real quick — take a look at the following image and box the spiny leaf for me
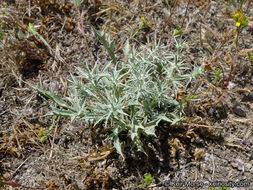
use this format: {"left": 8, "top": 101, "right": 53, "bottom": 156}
{"left": 143, "top": 118, "right": 160, "bottom": 136}
{"left": 30, "top": 85, "right": 76, "bottom": 112}
{"left": 114, "top": 136, "right": 123, "bottom": 158}
{"left": 93, "top": 27, "right": 116, "bottom": 65}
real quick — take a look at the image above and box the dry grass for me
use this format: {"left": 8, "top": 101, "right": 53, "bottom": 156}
{"left": 0, "top": 0, "right": 253, "bottom": 189}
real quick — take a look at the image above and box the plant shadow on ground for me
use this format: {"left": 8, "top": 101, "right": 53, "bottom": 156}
{"left": 1, "top": 0, "right": 253, "bottom": 189}
{"left": 88, "top": 117, "right": 225, "bottom": 188}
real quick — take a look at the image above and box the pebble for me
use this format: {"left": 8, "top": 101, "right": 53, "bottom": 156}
{"left": 242, "top": 93, "right": 253, "bottom": 103}
{"left": 231, "top": 158, "right": 244, "bottom": 172}
{"left": 220, "top": 167, "right": 227, "bottom": 176}
{"left": 3, "top": 172, "right": 11, "bottom": 179}
{"left": 233, "top": 103, "right": 246, "bottom": 117}
{"left": 244, "top": 163, "right": 252, "bottom": 171}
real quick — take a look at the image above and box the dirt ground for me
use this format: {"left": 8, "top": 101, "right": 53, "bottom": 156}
{"left": 0, "top": 0, "right": 253, "bottom": 189}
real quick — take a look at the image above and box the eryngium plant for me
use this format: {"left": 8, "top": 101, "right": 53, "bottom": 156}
{"left": 31, "top": 30, "right": 204, "bottom": 157}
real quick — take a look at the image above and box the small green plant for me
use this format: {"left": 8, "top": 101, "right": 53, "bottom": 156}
{"left": 248, "top": 53, "right": 253, "bottom": 63}
{"left": 28, "top": 23, "right": 49, "bottom": 47}
{"left": 38, "top": 116, "right": 57, "bottom": 143}
{"left": 249, "top": 53, "right": 253, "bottom": 71}
{"left": 180, "top": 94, "right": 197, "bottom": 104}
{"left": 232, "top": 1, "right": 248, "bottom": 46}
{"left": 31, "top": 31, "right": 203, "bottom": 157}
{"left": 233, "top": 10, "right": 248, "bottom": 30}
{"left": 74, "top": 0, "right": 81, "bottom": 7}
{"left": 209, "top": 187, "right": 231, "bottom": 190}
{"left": 173, "top": 28, "right": 182, "bottom": 36}
{"left": 0, "top": 178, "right": 3, "bottom": 188}
{"left": 138, "top": 173, "right": 154, "bottom": 188}
{"left": 212, "top": 69, "right": 222, "bottom": 84}
{"left": 131, "top": 16, "right": 152, "bottom": 39}
{"left": 165, "top": 0, "right": 169, "bottom": 6}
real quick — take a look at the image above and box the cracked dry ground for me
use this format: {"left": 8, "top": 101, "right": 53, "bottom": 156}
{"left": 0, "top": 0, "right": 253, "bottom": 189}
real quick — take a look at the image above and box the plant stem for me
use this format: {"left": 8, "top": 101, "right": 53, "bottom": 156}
{"left": 224, "top": 54, "right": 238, "bottom": 88}
{"left": 240, "top": 0, "right": 246, "bottom": 10}
{"left": 180, "top": 0, "right": 191, "bottom": 29}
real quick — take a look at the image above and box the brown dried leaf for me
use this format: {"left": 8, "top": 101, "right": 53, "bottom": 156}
{"left": 204, "top": 61, "right": 214, "bottom": 72}
{"left": 170, "top": 138, "right": 184, "bottom": 163}
{"left": 9, "top": 147, "right": 21, "bottom": 158}
{"left": 4, "top": 181, "right": 21, "bottom": 188}
{"left": 238, "top": 48, "right": 253, "bottom": 57}
{"left": 193, "top": 148, "right": 204, "bottom": 161}
{"left": 88, "top": 147, "right": 115, "bottom": 162}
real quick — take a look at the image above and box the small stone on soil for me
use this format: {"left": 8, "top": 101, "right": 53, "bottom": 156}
{"left": 233, "top": 103, "right": 246, "bottom": 117}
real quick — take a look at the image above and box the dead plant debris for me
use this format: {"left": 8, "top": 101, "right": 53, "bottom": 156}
{"left": 0, "top": 0, "right": 252, "bottom": 189}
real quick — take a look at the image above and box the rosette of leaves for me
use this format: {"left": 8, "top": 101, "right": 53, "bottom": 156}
{"left": 31, "top": 29, "right": 203, "bottom": 157}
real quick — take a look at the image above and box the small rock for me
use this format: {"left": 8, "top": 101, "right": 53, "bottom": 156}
{"left": 245, "top": 163, "right": 252, "bottom": 171}
{"left": 3, "top": 172, "right": 11, "bottom": 180}
{"left": 227, "top": 82, "right": 236, "bottom": 89}
{"left": 231, "top": 158, "right": 244, "bottom": 172}
{"left": 222, "top": 159, "right": 228, "bottom": 165}
{"left": 242, "top": 93, "right": 253, "bottom": 103}
{"left": 220, "top": 168, "right": 228, "bottom": 176}
{"left": 233, "top": 103, "right": 246, "bottom": 117}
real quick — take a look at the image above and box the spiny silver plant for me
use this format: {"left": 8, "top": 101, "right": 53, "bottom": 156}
{"left": 31, "top": 29, "right": 204, "bottom": 157}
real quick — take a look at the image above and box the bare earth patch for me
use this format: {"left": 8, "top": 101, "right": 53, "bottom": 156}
{"left": 0, "top": 0, "right": 253, "bottom": 189}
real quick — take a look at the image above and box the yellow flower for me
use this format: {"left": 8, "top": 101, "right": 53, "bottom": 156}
{"left": 146, "top": 21, "right": 151, "bottom": 28}
{"left": 236, "top": 22, "right": 241, "bottom": 27}
{"left": 38, "top": 127, "right": 44, "bottom": 137}
{"left": 233, "top": 12, "right": 240, "bottom": 19}
{"left": 140, "top": 16, "right": 151, "bottom": 28}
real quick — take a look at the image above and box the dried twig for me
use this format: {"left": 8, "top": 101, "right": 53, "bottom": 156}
{"left": 180, "top": 0, "right": 191, "bottom": 29}
{"left": 160, "top": 0, "right": 179, "bottom": 37}
{"left": 74, "top": 2, "right": 95, "bottom": 66}
{"left": 11, "top": 155, "right": 31, "bottom": 178}
{"left": 224, "top": 54, "right": 238, "bottom": 88}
